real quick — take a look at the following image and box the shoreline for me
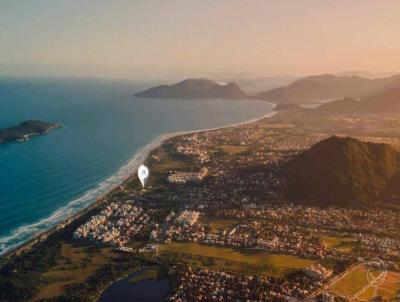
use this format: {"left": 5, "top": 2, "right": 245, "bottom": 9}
{"left": 0, "top": 108, "right": 277, "bottom": 259}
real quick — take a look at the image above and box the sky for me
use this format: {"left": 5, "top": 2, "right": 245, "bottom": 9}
{"left": 1, "top": 0, "right": 400, "bottom": 80}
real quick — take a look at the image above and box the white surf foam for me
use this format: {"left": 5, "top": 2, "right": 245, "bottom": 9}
{"left": 0, "top": 134, "right": 170, "bottom": 255}
{"left": 0, "top": 109, "right": 276, "bottom": 255}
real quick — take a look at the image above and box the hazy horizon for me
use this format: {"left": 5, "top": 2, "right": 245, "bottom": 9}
{"left": 1, "top": 0, "right": 400, "bottom": 80}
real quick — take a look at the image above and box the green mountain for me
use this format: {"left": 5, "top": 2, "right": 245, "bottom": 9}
{"left": 285, "top": 136, "right": 400, "bottom": 205}
{"left": 135, "top": 78, "right": 248, "bottom": 99}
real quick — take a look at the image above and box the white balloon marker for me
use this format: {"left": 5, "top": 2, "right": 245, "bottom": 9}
{"left": 138, "top": 164, "right": 150, "bottom": 188}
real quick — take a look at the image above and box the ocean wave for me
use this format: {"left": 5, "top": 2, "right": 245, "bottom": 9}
{"left": 0, "top": 110, "right": 277, "bottom": 256}
{"left": 0, "top": 134, "right": 167, "bottom": 255}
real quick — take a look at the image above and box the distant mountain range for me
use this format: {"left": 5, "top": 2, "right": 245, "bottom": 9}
{"left": 135, "top": 75, "right": 400, "bottom": 114}
{"left": 285, "top": 136, "right": 400, "bottom": 206}
{"left": 319, "top": 85, "right": 400, "bottom": 114}
{"left": 256, "top": 74, "right": 400, "bottom": 104}
{"left": 230, "top": 76, "right": 297, "bottom": 94}
{"left": 135, "top": 79, "right": 248, "bottom": 99}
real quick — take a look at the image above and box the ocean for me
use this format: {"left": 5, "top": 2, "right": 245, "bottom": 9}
{"left": 0, "top": 77, "right": 275, "bottom": 255}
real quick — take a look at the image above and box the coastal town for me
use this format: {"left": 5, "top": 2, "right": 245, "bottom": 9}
{"left": 3, "top": 109, "right": 400, "bottom": 302}
{"left": 5, "top": 2, "right": 400, "bottom": 302}
{"left": 69, "top": 110, "right": 400, "bottom": 301}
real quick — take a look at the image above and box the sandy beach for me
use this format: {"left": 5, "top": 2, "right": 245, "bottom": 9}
{"left": 0, "top": 108, "right": 277, "bottom": 259}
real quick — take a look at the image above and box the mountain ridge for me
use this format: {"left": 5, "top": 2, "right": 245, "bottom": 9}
{"left": 135, "top": 78, "right": 248, "bottom": 99}
{"left": 257, "top": 74, "right": 400, "bottom": 104}
{"left": 319, "top": 84, "right": 400, "bottom": 114}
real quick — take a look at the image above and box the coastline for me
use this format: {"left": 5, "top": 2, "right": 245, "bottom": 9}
{"left": 0, "top": 108, "right": 277, "bottom": 259}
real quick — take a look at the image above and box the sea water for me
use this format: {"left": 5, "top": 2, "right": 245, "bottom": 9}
{"left": 0, "top": 77, "right": 275, "bottom": 255}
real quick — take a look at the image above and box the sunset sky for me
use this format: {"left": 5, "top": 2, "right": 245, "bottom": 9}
{"left": 1, "top": 0, "right": 400, "bottom": 79}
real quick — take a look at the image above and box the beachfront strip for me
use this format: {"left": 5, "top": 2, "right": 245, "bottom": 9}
{"left": 73, "top": 201, "right": 150, "bottom": 247}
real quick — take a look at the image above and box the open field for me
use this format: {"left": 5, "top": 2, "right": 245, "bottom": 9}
{"left": 159, "top": 242, "right": 316, "bottom": 276}
{"left": 141, "top": 144, "right": 198, "bottom": 190}
{"left": 318, "top": 234, "right": 357, "bottom": 253}
{"left": 200, "top": 217, "right": 240, "bottom": 232}
{"left": 151, "top": 156, "right": 190, "bottom": 172}
{"left": 326, "top": 263, "right": 400, "bottom": 301}
{"left": 31, "top": 243, "right": 114, "bottom": 301}
{"left": 354, "top": 271, "right": 400, "bottom": 302}
{"left": 329, "top": 264, "right": 369, "bottom": 297}
{"left": 149, "top": 142, "right": 194, "bottom": 172}
{"left": 129, "top": 266, "right": 162, "bottom": 284}
{"left": 215, "top": 144, "right": 251, "bottom": 155}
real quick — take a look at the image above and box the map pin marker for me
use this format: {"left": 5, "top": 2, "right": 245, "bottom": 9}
{"left": 138, "top": 164, "right": 150, "bottom": 188}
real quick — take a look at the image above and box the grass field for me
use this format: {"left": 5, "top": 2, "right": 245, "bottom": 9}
{"left": 144, "top": 145, "right": 196, "bottom": 189}
{"left": 150, "top": 143, "right": 194, "bottom": 173}
{"left": 328, "top": 264, "right": 400, "bottom": 301}
{"left": 200, "top": 217, "right": 239, "bottom": 232}
{"left": 159, "top": 242, "right": 316, "bottom": 276}
{"left": 329, "top": 264, "right": 369, "bottom": 297}
{"left": 129, "top": 266, "right": 160, "bottom": 284}
{"left": 215, "top": 145, "right": 251, "bottom": 155}
{"left": 355, "top": 271, "right": 400, "bottom": 302}
{"left": 32, "top": 243, "right": 114, "bottom": 301}
{"left": 318, "top": 234, "right": 357, "bottom": 253}
{"left": 151, "top": 157, "right": 190, "bottom": 172}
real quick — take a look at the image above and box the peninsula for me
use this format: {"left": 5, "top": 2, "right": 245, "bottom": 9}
{"left": 0, "top": 120, "right": 61, "bottom": 144}
{"left": 135, "top": 78, "right": 248, "bottom": 99}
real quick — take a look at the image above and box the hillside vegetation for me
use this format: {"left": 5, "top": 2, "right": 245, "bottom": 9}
{"left": 286, "top": 136, "right": 400, "bottom": 205}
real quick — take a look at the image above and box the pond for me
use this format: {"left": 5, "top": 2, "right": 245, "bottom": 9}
{"left": 98, "top": 271, "right": 170, "bottom": 302}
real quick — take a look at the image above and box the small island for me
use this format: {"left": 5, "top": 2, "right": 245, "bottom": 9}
{"left": 135, "top": 78, "right": 248, "bottom": 99}
{"left": 0, "top": 120, "right": 62, "bottom": 144}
